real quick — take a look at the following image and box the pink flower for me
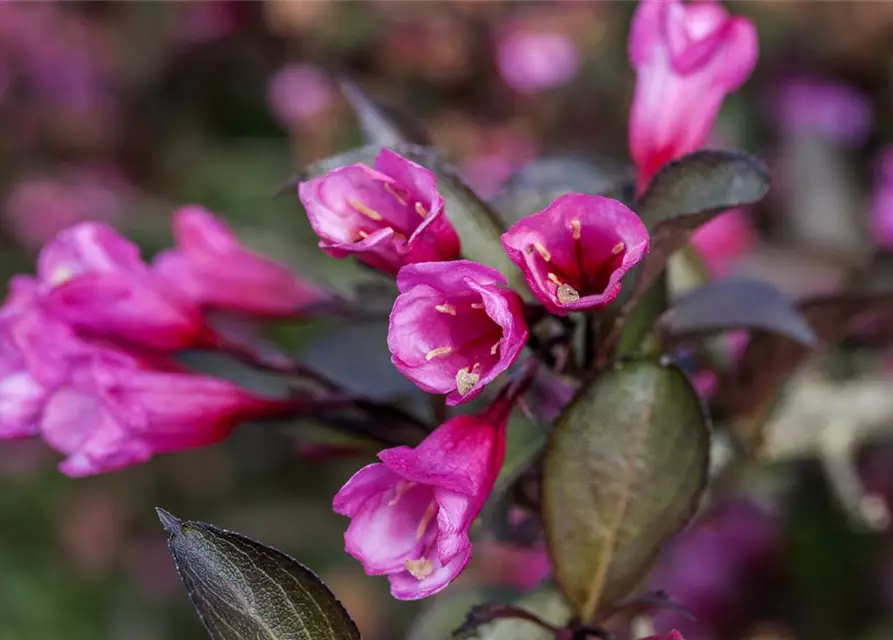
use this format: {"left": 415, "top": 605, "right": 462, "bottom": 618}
{"left": 267, "top": 63, "right": 334, "bottom": 126}
{"left": 41, "top": 360, "right": 293, "bottom": 478}
{"left": 299, "top": 149, "right": 460, "bottom": 275}
{"left": 332, "top": 389, "right": 515, "bottom": 600}
{"left": 690, "top": 208, "right": 756, "bottom": 277}
{"left": 501, "top": 194, "right": 649, "bottom": 315}
{"left": 629, "top": 0, "right": 758, "bottom": 191}
{"left": 644, "top": 633, "right": 686, "bottom": 640}
{"left": 37, "top": 222, "right": 209, "bottom": 350}
{"left": 496, "top": 27, "right": 579, "bottom": 94}
{"left": 387, "top": 260, "right": 527, "bottom": 405}
{"left": 0, "top": 342, "right": 46, "bottom": 438}
{"left": 870, "top": 148, "right": 893, "bottom": 250}
{"left": 773, "top": 77, "right": 872, "bottom": 147}
{"left": 153, "top": 206, "right": 324, "bottom": 316}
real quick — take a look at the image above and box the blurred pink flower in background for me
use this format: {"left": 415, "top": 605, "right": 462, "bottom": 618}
{"left": 470, "top": 540, "right": 551, "bottom": 590}
{"left": 495, "top": 22, "right": 579, "bottom": 94}
{"left": 268, "top": 63, "right": 334, "bottom": 127}
{"left": 172, "top": 0, "right": 244, "bottom": 44}
{"left": 869, "top": 148, "right": 893, "bottom": 250}
{"left": 459, "top": 127, "right": 538, "bottom": 199}
{"left": 629, "top": 0, "right": 758, "bottom": 191}
{"left": 690, "top": 208, "right": 757, "bottom": 278}
{"left": 4, "top": 166, "right": 133, "bottom": 249}
{"left": 154, "top": 206, "right": 325, "bottom": 316}
{"left": 773, "top": 76, "right": 872, "bottom": 147}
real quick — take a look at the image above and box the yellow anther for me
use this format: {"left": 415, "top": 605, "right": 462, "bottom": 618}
{"left": 388, "top": 481, "right": 415, "bottom": 506}
{"left": 547, "top": 272, "right": 562, "bottom": 285}
{"left": 384, "top": 182, "right": 407, "bottom": 205}
{"left": 490, "top": 341, "right": 500, "bottom": 356}
{"left": 49, "top": 266, "right": 75, "bottom": 286}
{"left": 533, "top": 242, "right": 552, "bottom": 262}
{"left": 414, "top": 202, "right": 427, "bottom": 218}
{"left": 404, "top": 558, "right": 434, "bottom": 580}
{"left": 357, "top": 230, "right": 369, "bottom": 239}
{"left": 416, "top": 501, "right": 438, "bottom": 540}
{"left": 425, "top": 346, "right": 453, "bottom": 360}
{"left": 435, "top": 304, "right": 456, "bottom": 316}
{"left": 456, "top": 367, "right": 480, "bottom": 395}
{"left": 612, "top": 241, "right": 625, "bottom": 255}
{"left": 569, "top": 219, "right": 582, "bottom": 240}
{"left": 349, "top": 198, "right": 383, "bottom": 221}
{"left": 470, "top": 302, "right": 485, "bottom": 310}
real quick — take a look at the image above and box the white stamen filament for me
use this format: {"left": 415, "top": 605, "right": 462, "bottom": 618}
{"left": 349, "top": 198, "right": 383, "bottom": 221}
{"left": 425, "top": 346, "right": 453, "bottom": 360}
{"left": 416, "top": 501, "right": 438, "bottom": 540}
{"left": 435, "top": 304, "right": 456, "bottom": 315}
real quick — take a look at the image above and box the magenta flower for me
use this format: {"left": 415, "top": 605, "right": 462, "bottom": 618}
{"left": 501, "top": 194, "right": 649, "bottom": 315}
{"left": 41, "top": 360, "right": 293, "bottom": 478}
{"left": 153, "top": 206, "right": 324, "bottom": 316}
{"left": 299, "top": 149, "right": 460, "bottom": 275}
{"left": 37, "top": 222, "right": 208, "bottom": 350}
{"left": 387, "top": 260, "right": 527, "bottom": 405}
{"left": 332, "top": 390, "right": 515, "bottom": 600}
{"left": 629, "top": 0, "right": 758, "bottom": 191}
{"left": 267, "top": 63, "right": 334, "bottom": 127}
{"left": 0, "top": 343, "right": 46, "bottom": 438}
{"left": 495, "top": 26, "right": 579, "bottom": 94}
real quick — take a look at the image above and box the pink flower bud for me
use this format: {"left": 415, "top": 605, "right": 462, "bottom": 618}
{"left": 37, "top": 222, "right": 208, "bottom": 350}
{"left": 332, "top": 390, "right": 515, "bottom": 600}
{"left": 153, "top": 206, "right": 324, "bottom": 316}
{"left": 387, "top": 260, "right": 527, "bottom": 405}
{"left": 299, "top": 149, "right": 460, "bottom": 275}
{"left": 501, "top": 194, "right": 648, "bottom": 315}
{"left": 629, "top": 0, "right": 758, "bottom": 191}
{"left": 41, "top": 361, "right": 292, "bottom": 477}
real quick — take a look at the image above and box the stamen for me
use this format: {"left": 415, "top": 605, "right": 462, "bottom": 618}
{"left": 404, "top": 557, "right": 434, "bottom": 580}
{"left": 425, "top": 346, "right": 453, "bottom": 360}
{"left": 384, "top": 182, "right": 407, "bottom": 205}
{"left": 612, "top": 241, "right": 625, "bottom": 255}
{"left": 470, "top": 302, "right": 485, "bottom": 310}
{"left": 547, "top": 272, "right": 562, "bottom": 285}
{"left": 490, "top": 341, "right": 500, "bottom": 356}
{"left": 357, "top": 230, "right": 369, "bottom": 239}
{"left": 569, "top": 219, "right": 582, "bottom": 240}
{"left": 533, "top": 242, "right": 552, "bottom": 262}
{"left": 388, "top": 481, "right": 415, "bottom": 506}
{"left": 414, "top": 202, "right": 427, "bottom": 218}
{"left": 349, "top": 198, "right": 383, "bottom": 221}
{"left": 557, "top": 283, "right": 581, "bottom": 304}
{"left": 456, "top": 366, "right": 480, "bottom": 395}
{"left": 416, "top": 501, "right": 438, "bottom": 540}
{"left": 435, "top": 304, "right": 457, "bottom": 316}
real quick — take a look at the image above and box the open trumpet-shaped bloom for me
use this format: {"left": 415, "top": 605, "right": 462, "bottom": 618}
{"left": 388, "top": 261, "right": 527, "bottom": 405}
{"left": 501, "top": 194, "right": 649, "bottom": 315}
{"left": 332, "top": 390, "right": 514, "bottom": 600}
{"left": 37, "top": 222, "right": 207, "bottom": 350}
{"left": 299, "top": 149, "right": 460, "bottom": 275}
{"left": 629, "top": 0, "right": 757, "bottom": 190}
{"left": 154, "top": 205, "right": 324, "bottom": 316}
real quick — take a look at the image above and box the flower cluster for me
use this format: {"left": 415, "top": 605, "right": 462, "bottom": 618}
{"left": 0, "top": 209, "right": 320, "bottom": 476}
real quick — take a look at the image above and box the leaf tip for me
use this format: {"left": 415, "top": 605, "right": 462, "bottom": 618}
{"left": 156, "top": 508, "right": 183, "bottom": 536}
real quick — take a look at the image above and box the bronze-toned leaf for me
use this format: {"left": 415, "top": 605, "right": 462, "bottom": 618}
{"left": 338, "top": 77, "right": 431, "bottom": 146}
{"left": 659, "top": 279, "right": 817, "bottom": 347}
{"left": 158, "top": 509, "right": 361, "bottom": 640}
{"left": 542, "top": 359, "right": 709, "bottom": 622}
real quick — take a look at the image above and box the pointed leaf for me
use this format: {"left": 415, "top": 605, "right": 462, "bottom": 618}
{"left": 637, "top": 149, "right": 770, "bottom": 228}
{"left": 491, "top": 156, "right": 634, "bottom": 225}
{"left": 660, "top": 280, "right": 817, "bottom": 346}
{"left": 300, "top": 144, "right": 524, "bottom": 292}
{"left": 338, "top": 78, "right": 431, "bottom": 146}
{"left": 157, "top": 509, "right": 361, "bottom": 640}
{"left": 542, "top": 360, "right": 709, "bottom": 622}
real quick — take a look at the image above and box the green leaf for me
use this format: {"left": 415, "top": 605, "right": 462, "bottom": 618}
{"left": 542, "top": 359, "right": 709, "bottom": 622}
{"left": 338, "top": 77, "right": 431, "bottom": 146}
{"left": 637, "top": 149, "right": 770, "bottom": 228}
{"left": 302, "top": 144, "right": 525, "bottom": 294}
{"left": 490, "top": 156, "right": 634, "bottom": 225}
{"left": 455, "top": 588, "right": 571, "bottom": 640}
{"left": 157, "top": 509, "right": 361, "bottom": 640}
{"left": 659, "top": 279, "right": 817, "bottom": 347}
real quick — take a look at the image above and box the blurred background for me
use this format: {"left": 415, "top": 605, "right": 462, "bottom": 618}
{"left": 3, "top": 1, "right": 893, "bottom": 639}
